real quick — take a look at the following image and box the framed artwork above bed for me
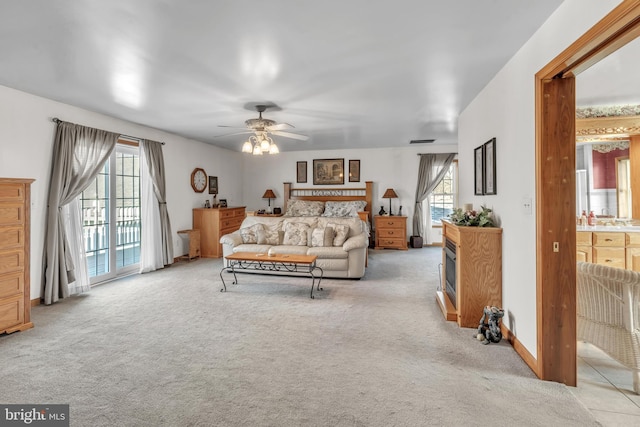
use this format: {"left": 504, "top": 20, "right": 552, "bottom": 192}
{"left": 313, "top": 158, "right": 344, "bottom": 185}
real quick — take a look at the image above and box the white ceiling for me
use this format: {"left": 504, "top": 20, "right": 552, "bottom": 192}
{"left": 0, "top": 0, "right": 568, "bottom": 152}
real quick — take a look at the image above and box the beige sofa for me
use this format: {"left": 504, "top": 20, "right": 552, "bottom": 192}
{"left": 220, "top": 215, "right": 368, "bottom": 279}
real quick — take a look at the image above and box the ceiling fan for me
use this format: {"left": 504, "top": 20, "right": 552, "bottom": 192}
{"left": 216, "top": 104, "right": 309, "bottom": 155}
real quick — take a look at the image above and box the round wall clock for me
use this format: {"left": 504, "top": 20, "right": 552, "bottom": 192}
{"left": 190, "top": 167, "right": 207, "bottom": 193}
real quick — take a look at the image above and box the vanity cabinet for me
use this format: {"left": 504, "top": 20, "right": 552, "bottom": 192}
{"left": 577, "top": 230, "right": 640, "bottom": 272}
{"left": 193, "top": 207, "right": 245, "bottom": 258}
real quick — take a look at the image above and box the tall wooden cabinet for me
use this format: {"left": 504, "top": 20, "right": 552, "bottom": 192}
{"left": 193, "top": 207, "right": 245, "bottom": 258}
{"left": 0, "top": 178, "right": 34, "bottom": 334}
{"left": 437, "top": 220, "right": 502, "bottom": 328}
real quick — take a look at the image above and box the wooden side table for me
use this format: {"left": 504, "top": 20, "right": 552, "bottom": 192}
{"left": 374, "top": 215, "right": 408, "bottom": 250}
{"left": 178, "top": 229, "right": 201, "bottom": 261}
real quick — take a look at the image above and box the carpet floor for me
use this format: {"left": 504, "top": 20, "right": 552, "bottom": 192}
{"left": 0, "top": 247, "right": 598, "bottom": 426}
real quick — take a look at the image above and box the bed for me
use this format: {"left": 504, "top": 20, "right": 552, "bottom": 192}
{"left": 283, "top": 181, "right": 373, "bottom": 225}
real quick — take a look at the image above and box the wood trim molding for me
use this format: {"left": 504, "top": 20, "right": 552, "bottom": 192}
{"left": 535, "top": 0, "right": 640, "bottom": 386}
{"left": 501, "top": 323, "right": 538, "bottom": 376}
{"left": 31, "top": 298, "right": 41, "bottom": 307}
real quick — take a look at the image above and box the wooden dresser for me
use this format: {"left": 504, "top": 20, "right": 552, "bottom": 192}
{"left": 374, "top": 215, "right": 407, "bottom": 250}
{"left": 193, "top": 207, "right": 245, "bottom": 258}
{"left": 0, "top": 178, "right": 34, "bottom": 335}
{"left": 437, "top": 220, "right": 502, "bottom": 328}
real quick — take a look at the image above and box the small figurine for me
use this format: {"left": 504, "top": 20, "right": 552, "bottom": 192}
{"left": 475, "top": 306, "right": 504, "bottom": 345}
{"left": 378, "top": 206, "right": 387, "bottom": 216}
{"left": 398, "top": 206, "right": 403, "bottom": 216}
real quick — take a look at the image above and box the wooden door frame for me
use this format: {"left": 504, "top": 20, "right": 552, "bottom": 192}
{"left": 535, "top": 1, "right": 640, "bottom": 385}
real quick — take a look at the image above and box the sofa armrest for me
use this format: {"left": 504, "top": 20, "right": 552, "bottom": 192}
{"left": 220, "top": 231, "right": 242, "bottom": 247}
{"left": 342, "top": 233, "right": 368, "bottom": 252}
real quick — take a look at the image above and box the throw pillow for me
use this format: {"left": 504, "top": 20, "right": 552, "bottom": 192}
{"left": 322, "top": 201, "right": 367, "bottom": 217}
{"left": 311, "top": 227, "right": 335, "bottom": 247}
{"left": 328, "top": 223, "right": 349, "bottom": 246}
{"left": 284, "top": 200, "right": 325, "bottom": 217}
{"left": 282, "top": 222, "right": 310, "bottom": 246}
{"left": 257, "top": 224, "right": 280, "bottom": 245}
{"left": 239, "top": 223, "right": 263, "bottom": 244}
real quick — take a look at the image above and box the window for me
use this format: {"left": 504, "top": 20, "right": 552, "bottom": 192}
{"left": 430, "top": 160, "right": 458, "bottom": 223}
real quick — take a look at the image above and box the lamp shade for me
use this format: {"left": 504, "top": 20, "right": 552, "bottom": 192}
{"left": 382, "top": 188, "right": 398, "bottom": 199}
{"left": 262, "top": 189, "right": 276, "bottom": 199}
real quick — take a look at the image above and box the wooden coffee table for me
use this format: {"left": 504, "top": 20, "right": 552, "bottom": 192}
{"left": 219, "top": 252, "right": 324, "bottom": 298}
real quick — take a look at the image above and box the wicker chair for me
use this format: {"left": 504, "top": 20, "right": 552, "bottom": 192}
{"left": 577, "top": 261, "right": 640, "bottom": 394}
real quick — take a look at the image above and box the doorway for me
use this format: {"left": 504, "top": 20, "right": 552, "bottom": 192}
{"left": 535, "top": 2, "right": 640, "bottom": 385}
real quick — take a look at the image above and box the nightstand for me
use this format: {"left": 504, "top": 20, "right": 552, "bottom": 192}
{"left": 374, "top": 216, "right": 408, "bottom": 250}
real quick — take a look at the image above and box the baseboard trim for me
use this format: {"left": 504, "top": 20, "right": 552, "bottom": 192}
{"left": 30, "top": 298, "right": 41, "bottom": 307}
{"left": 501, "top": 323, "right": 539, "bottom": 377}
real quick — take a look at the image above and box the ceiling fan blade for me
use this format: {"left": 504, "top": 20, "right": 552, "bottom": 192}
{"left": 267, "top": 123, "right": 294, "bottom": 131}
{"left": 218, "top": 125, "right": 248, "bottom": 129}
{"left": 271, "top": 130, "right": 309, "bottom": 141}
{"left": 213, "top": 130, "right": 252, "bottom": 139}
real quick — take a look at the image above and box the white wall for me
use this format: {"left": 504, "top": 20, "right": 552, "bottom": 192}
{"left": 457, "top": 0, "right": 621, "bottom": 357}
{"left": 0, "top": 84, "right": 243, "bottom": 300}
{"left": 241, "top": 145, "right": 457, "bottom": 237}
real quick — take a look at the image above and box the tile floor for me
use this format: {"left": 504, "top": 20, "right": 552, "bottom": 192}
{"left": 573, "top": 341, "right": 640, "bottom": 425}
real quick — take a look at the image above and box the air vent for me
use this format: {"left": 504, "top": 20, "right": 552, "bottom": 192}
{"left": 409, "top": 139, "right": 436, "bottom": 144}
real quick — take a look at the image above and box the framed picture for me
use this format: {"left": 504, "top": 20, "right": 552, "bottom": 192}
{"left": 296, "top": 161, "right": 307, "bottom": 183}
{"left": 474, "top": 145, "right": 484, "bottom": 195}
{"left": 483, "top": 138, "right": 497, "bottom": 195}
{"left": 313, "top": 158, "right": 344, "bottom": 185}
{"left": 219, "top": 199, "right": 228, "bottom": 208}
{"left": 208, "top": 176, "right": 218, "bottom": 195}
{"left": 349, "top": 160, "right": 361, "bottom": 182}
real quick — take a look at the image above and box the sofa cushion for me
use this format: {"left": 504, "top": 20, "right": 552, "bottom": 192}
{"left": 306, "top": 246, "right": 349, "bottom": 259}
{"left": 317, "top": 217, "right": 363, "bottom": 238}
{"left": 311, "top": 226, "right": 334, "bottom": 247}
{"left": 268, "top": 245, "right": 309, "bottom": 256}
{"left": 257, "top": 223, "right": 281, "bottom": 245}
{"left": 283, "top": 222, "right": 310, "bottom": 246}
{"left": 233, "top": 244, "right": 273, "bottom": 254}
{"left": 327, "top": 223, "right": 349, "bottom": 246}
{"left": 240, "top": 223, "right": 263, "bottom": 244}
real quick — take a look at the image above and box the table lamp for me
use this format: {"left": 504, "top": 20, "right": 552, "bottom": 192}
{"left": 382, "top": 188, "right": 398, "bottom": 216}
{"left": 262, "top": 189, "right": 276, "bottom": 213}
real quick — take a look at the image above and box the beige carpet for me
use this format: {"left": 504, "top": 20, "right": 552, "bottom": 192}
{"left": 0, "top": 247, "right": 598, "bottom": 426}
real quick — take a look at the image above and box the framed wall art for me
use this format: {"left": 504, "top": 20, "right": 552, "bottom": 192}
{"left": 313, "top": 158, "right": 345, "bottom": 185}
{"left": 208, "top": 176, "right": 218, "bottom": 195}
{"left": 474, "top": 145, "right": 484, "bottom": 195}
{"left": 483, "top": 138, "right": 497, "bottom": 195}
{"left": 296, "top": 161, "right": 307, "bottom": 183}
{"left": 349, "top": 160, "right": 360, "bottom": 182}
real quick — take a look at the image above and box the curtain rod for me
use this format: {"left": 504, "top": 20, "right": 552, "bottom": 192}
{"left": 51, "top": 117, "right": 165, "bottom": 145}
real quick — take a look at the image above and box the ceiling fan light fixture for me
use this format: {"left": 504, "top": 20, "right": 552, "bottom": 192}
{"left": 252, "top": 144, "right": 263, "bottom": 155}
{"left": 242, "top": 140, "right": 253, "bottom": 153}
{"left": 260, "top": 137, "right": 271, "bottom": 152}
{"left": 269, "top": 143, "right": 279, "bottom": 154}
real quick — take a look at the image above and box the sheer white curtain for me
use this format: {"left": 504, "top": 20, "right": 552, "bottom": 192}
{"left": 139, "top": 141, "right": 164, "bottom": 272}
{"left": 413, "top": 153, "right": 455, "bottom": 244}
{"left": 63, "top": 199, "right": 90, "bottom": 295}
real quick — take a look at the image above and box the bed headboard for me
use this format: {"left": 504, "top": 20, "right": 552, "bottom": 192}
{"left": 283, "top": 181, "right": 373, "bottom": 222}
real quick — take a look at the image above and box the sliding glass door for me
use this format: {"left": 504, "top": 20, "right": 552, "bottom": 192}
{"left": 80, "top": 144, "right": 141, "bottom": 284}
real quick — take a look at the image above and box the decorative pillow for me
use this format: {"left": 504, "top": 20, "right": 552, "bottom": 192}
{"left": 322, "top": 201, "right": 367, "bottom": 218}
{"left": 311, "top": 227, "right": 335, "bottom": 247}
{"left": 240, "top": 223, "right": 264, "bottom": 244}
{"left": 257, "top": 224, "right": 280, "bottom": 245}
{"left": 285, "top": 200, "right": 325, "bottom": 217}
{"left": 282, "top": 222, "right": 310, "bottom": 246}
{"left": 328, "top": 223, "right": 350, "bottom": 246}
